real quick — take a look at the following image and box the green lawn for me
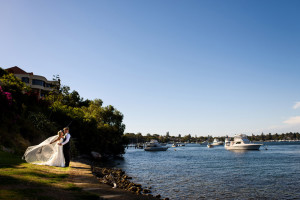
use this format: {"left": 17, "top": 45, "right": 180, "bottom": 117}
{"left": 0, "top": 151, "right": 99, "bottom": 200}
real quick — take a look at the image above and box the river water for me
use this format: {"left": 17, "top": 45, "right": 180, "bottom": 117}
{"left": 118, "top": 143, "right": 300, "bottom": 199}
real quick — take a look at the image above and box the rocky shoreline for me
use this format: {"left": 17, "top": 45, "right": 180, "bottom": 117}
{"left": 91, "top": 166, "right": 169, "bottom": 200}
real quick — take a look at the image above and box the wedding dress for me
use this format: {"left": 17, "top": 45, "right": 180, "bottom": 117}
{"left": 23, "top": 135, "right": 65, "bottom": 167}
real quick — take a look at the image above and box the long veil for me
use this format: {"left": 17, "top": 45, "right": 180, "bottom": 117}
{"left": 23, "top": 135, "right": 59, "bottom": 164}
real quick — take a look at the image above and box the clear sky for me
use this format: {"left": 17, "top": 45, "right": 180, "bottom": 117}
{"left": 1, "top": 0, "right": 300, "bottom": 137}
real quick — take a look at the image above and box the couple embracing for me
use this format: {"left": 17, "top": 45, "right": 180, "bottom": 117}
{"left": 23, "top": 127, "right": 71, "bottom": 167}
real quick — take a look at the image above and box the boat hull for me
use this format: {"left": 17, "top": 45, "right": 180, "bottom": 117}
{"left": 144, "top": 147, "right": 168, "bottom": 151}
{"left": 225, "top": 144, "right": 262, "bottom": 150}
{"left": 211, "top": 142, "right": 223, "bottom": 146}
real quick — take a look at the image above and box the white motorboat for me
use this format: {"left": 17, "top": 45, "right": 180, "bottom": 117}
{"left": 224, "top": 134, "right": 262, "bottom": 150}
{"left": 211, "top": 138, "right": 224, "bottom": 146}
{"left": 144, "top": 140, "right": 168, "bottom": 151}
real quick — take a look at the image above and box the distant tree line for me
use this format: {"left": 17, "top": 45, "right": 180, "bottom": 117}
{"left": 250, "top": 132, "right": 300, "bottom": 141}
{"left": 124, "top": 132, "right": 300, "bottom": 144}
{"left": 124, "top": 132, "right": 214, "bottom": 144}
{"left": 0, "top": 67, "right": 126, "bottom": 156}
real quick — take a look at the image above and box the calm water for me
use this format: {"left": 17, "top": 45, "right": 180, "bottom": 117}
{"left": 119, "top": 143, "right": 300, "bottom": 199}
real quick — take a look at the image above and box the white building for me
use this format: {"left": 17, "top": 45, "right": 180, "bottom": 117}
{"left": 5, "top": 66, "right": 60, "bottom": 98}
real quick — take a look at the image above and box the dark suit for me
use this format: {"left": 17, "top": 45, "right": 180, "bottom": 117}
{"left": 62, "top": 133, "right": 71, "bottom": 167}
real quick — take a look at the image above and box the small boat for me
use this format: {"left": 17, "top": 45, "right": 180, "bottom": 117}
{"left": 211, "top": 138, "right": 223, "bottom": 146}
{"left": 172, "top": 143, "right": 178, "bottom": 147}
{"left": 207, "top": 144, "right": 213, "bottom": 148}
{"left": 135, "top": 143, "right": 144, "bottom": 149}
{"left": 144, "top": 140, "right": 168, "bottom": 151}
{"left": 224, "top": 134, "right": 262, "bottom": 150}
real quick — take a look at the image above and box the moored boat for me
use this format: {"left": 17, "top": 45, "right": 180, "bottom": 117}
{"left": 224, "top": 134, "right": 262, "bottom": 150}
{"left": 144, "top": 140, "right": 168, "bottom": 151}
{"left": 211, "top": 138, "right": 224, "bottom": 146}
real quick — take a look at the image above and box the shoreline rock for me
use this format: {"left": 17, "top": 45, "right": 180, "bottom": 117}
{"left": 74, "top": 155, "right": 169, "bottom": 200}
{"left": 92, "top": 166, "right": 167, "bottom": 199}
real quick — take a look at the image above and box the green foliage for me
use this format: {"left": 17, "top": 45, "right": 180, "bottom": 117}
{"left": 249, "top": 132, "right": 300, "bottom": 141}
{"left": 81, "top": 99, "right": 103, "bottom": 122}
{"left": 48, "top": 97, "right": 126, "bottom": 155}
{"left": 0, "top": 73, "right": 32, "bottom": 115}
{"left": 58, "top": 86, "right": 90, "bottom": 108}
{"left": 50, "top": 101, "right": 85, "bottom": 119}
{"left": 0, "top": 67, "right": 8, "bottom": 77}
{"left": 27, "top": 112, "right": 58, "bottom": 133}
{"left": 0, "top": 73, "right": 30, "bottom": 95}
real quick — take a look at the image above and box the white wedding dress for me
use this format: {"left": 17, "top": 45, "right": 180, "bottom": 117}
{"left": 23, "top": 135, "right": 65, "bottom": 167}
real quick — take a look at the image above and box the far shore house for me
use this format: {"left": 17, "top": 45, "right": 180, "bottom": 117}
{"left": 5, "top": 66, "right": 60, "bottom": 98}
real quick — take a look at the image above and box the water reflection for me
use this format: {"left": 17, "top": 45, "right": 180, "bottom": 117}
{"left": 227, "top": 149, "right": 259, "bottom": 154}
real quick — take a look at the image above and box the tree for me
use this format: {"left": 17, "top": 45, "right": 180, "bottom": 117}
{"left": 0, "top": 73, "right": 30, "bottom": 97}
{"left": 261, "top": 132, "right": 265, "bottom": 141}
{"left": 183, "top": 134, "right": 191, "bottom": 142}
{"left": 0, "top": 73, "right": 31, "bottom": 113}
{"left": 0, "top": 67, "right": 8, "bottom": 77}
{"left": 275, "top": 133, "right": 279, "bottom": 140}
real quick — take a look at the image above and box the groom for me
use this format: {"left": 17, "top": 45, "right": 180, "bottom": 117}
{"left": 59, "top": 127, "right": 71, "bottom": 167}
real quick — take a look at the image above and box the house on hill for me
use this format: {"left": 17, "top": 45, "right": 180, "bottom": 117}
{"left": 5, "top": 66, "right": 60, "bottom": 98}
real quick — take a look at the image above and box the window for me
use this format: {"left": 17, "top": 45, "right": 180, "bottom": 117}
{"left": 32, "top": 79, "right": 45, "bottom": 86}
{"left": 21, "top": 77, "right": 29, "bottom": 83}
{"left": 45, "top": 83, "right": 52, "bottom": 88}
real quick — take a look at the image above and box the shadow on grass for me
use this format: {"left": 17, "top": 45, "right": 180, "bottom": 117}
{"left": 24, "top": 171, "right": 69, "bottom": 179}
{"left": 0, "top": 174, "right": 57, "bottom": 199}
{"left": 71, "top": 166, "right": 90, "bottom": 170}
{"left": 0, "top": 174, "right": 99, "bottom": 200}
{"left": 0, "top": 188, "right": 54, "bottom": 200}
{"left": 0, "top": 151, "right": 25, "bottom": 168}
{"left": 0, "top": 174, "right": 24, "bottom": 185}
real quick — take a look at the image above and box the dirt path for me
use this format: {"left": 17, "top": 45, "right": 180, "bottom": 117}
{"left": 68, "top": 161, "right": 161, "bottom": 200}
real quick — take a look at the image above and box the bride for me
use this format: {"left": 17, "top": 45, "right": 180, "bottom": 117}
{"left": 23, "top": 130, "right": 65, "bottom": 167}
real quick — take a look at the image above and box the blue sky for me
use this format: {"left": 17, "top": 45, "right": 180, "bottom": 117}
{"left": 1, "top": 0, "right": 300, "bottom": 136}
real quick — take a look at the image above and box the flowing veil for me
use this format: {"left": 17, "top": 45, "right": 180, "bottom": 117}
{"left": 23, "top": 135, "right": 59, "bottom": 164}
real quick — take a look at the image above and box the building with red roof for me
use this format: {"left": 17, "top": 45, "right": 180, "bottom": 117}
{"left": 5, "top": 66, "right": 60, "bottom": 98}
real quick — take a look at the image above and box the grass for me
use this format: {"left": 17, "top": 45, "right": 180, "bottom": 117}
{"left": 0, "top": 151, "right": 99, "bottom": 200}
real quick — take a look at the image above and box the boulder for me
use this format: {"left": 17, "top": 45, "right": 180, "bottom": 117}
{"left": 143, "top": 189, "right": 151, "bottom": 194}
